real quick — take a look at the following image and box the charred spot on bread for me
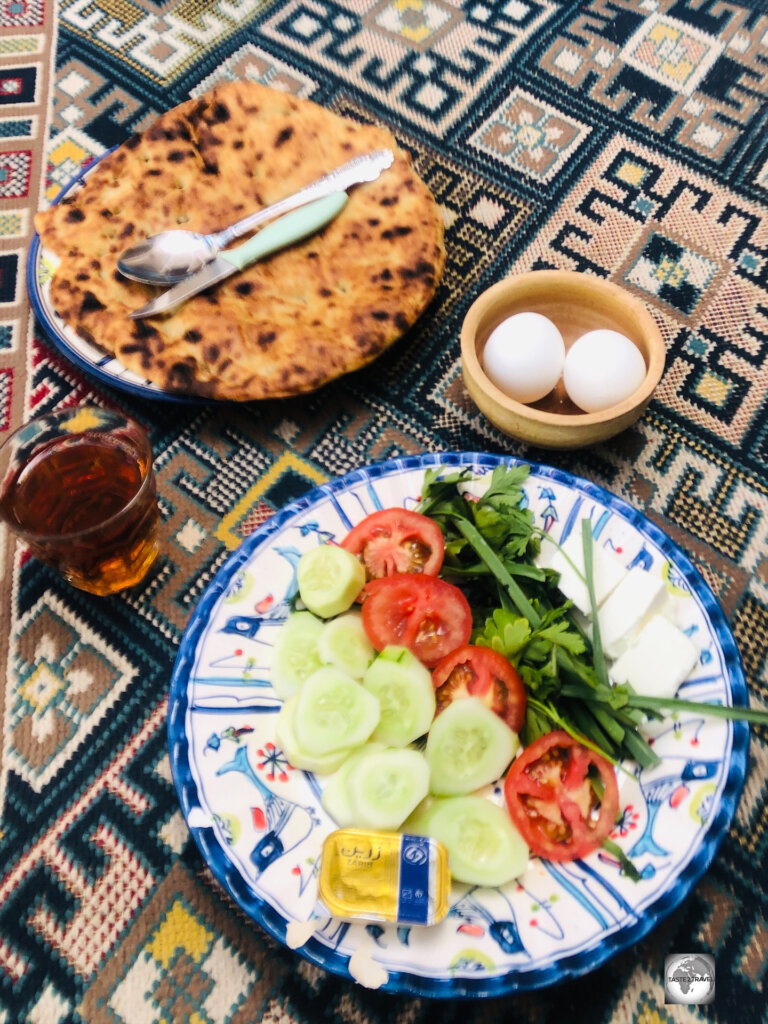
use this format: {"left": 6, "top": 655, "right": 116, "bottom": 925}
{"left": 80, "top": 291, "right": 106, "bottom": 313}
{"left": 258, "top": 331, "right": 277, "bottom": 349}
{"left": 198, "top": 129, "right": 223, "bottom": 149}
{"left": 121, "top": 339, "right": 151, "bottom": 359}
{"left": 133, "top": 319, "right": 161, "bottom": 341}
{"left": 147, "top": 123, "right": 185, "bottom": 143}
{"left": 76, "top": 331, "right": 108, "bottom": 358}
{"left": 275, "top": 126, "right": 293, "bottom": 147}
{"left": 399, "top": 260, "right": 435, "bottom": 281}
{"left": 122, "top": 328, "right": 158, "bottom": 367}
{"left": 183, "top": 329, "right": 202, "bottom": 343}
{"left": 188, "top": 99, "right": 209, "bottom": 123}
{"left": 66, "top": 208, "right": 85, "bottom": 223}
{"left": 167, "top": 360, "right": 202, "bottom": 391}
{"left": 355, "top": 331, "right": 380, "bottom": 352}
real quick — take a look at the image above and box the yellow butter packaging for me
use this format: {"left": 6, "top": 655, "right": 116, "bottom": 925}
{"left": 319, "top": 829, "right": 450, "bottom": 926}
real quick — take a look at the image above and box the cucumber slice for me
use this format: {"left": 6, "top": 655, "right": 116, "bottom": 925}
{"left": 293, "top": 666, "right": 380, "bottom": 755}
{"left": 402, "top": 796, "right": 439, "bottom": 836}
{"left": 275, "top": 696, "right": 357, "bottom": 774}
{"left": 426, "top": 697, "right": 519, "bottom": 796}
{"left": 362, "top": 645, "right": 436, "bottom": 747}
{"left": 270, "top": 610, "right": 325, "bottom": 700}
{"left": 320, "top": 742, "right": 385, "bottom": 825}
{"left": 318, "top": 611, "right": 375, "bottom": 679}
{"left": 347, "top": 747, "right": 431, "bottom": 830}
{"left": 297, "top": 545, "right": 365, "bottom": 619}
{"left": 423, "top": 795, "right": 529, "bottom": 887}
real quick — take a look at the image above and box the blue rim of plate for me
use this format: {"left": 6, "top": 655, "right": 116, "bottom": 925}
{"left": 167, "top": 451, "right": 749, "bottom": 998}
{"left": 27, "top": 148, "right": 205, "bottom": 405}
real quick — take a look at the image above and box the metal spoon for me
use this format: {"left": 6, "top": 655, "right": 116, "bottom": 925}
{"left": 117, "top": 148, "right": 394, "bottom": 286}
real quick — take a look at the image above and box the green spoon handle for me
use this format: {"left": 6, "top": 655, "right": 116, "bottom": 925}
{"left": 220, "top": 192, "right": 348, "bottom": 271}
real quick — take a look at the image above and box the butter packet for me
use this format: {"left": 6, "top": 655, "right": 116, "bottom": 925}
{"left": 319, "top": 829, "right": 450, "bottom": 926}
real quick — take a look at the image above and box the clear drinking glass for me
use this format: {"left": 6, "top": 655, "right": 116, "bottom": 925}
{"left": 0, "top": 405, "right": 160, "bottom": 595}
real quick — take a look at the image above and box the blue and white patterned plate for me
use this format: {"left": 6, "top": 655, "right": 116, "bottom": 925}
{"left": 167, "top": 452, "right": 748, "bottom": 998}
{"left": 27, "top": 151, "right": 202, "bottom": 404}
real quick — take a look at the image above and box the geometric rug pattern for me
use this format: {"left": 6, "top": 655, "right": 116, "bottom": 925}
{"left": 1, "top": 0, "right": 767, "bottom": 1019}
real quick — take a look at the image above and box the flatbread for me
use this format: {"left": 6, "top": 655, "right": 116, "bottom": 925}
{"left": 34, "top": 81, "right": 445, "bottom": 400}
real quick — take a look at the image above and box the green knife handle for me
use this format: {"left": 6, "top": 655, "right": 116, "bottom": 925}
{"left": 221, "top": 191, "right": 348, "bottom": 271}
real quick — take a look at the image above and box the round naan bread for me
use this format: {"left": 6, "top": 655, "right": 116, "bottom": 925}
{"left": 34, "top": 81, "right": 445, "bottom": 400}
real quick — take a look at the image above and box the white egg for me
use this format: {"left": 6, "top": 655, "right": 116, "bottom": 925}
{"left": 563, "top": 329, "right": 647, "bottom": 413}
{"left": 481, "top": 312, "right": 565, "bottom": 404}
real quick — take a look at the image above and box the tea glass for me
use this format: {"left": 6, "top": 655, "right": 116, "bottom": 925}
{"left": 0, "top": 406, "right": 160, "bottom": 595}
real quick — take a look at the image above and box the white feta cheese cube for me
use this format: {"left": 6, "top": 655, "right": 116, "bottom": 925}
{"left": 609, "top": 614, "right": 699, "bottom": 699}
{"left": 658, "top": 593, "right": 690, "bottom": 627}
{"left": 595, "top": 566, "right": 668, "bottom": 659}
{"left": 535, "top": 535, "right": 560, "bottom": 570}
{"left": 537, "top": 529, "right": 627, "bottom": 615}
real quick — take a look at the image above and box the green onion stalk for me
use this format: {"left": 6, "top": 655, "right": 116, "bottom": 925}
{"left": 417, "top": 464, "right": 768, "bottom": 773}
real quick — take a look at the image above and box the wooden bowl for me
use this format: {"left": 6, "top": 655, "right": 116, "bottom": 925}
{"left": 461, "top": 270, "right": 665, "bottom": 449}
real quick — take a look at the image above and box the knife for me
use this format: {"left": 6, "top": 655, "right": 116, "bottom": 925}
{"left": 128, "top": 191, "right": 348, "bottom": 319}
{"left": 192, "top": 147, "right": 393, "bottom": 253}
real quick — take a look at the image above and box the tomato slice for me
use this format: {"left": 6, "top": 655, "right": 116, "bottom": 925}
{"left": 503, "top": 731, "right": 619, "bottom": 862}
{"left": 360, "top": 574, "right": 472, "bottom": 667}
{"left": 432, "top": 645, "right": 526, "bottom": 733}
{"left": 341, "top": 508, "right": 444, "bottom": 580}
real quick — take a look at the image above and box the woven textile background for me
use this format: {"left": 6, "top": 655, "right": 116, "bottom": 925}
{"left": 1, "top": 0, "right": 767, "bottom": 1021}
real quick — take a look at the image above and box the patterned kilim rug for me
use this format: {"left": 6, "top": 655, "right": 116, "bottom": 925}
{"left": 1, "top": 0, "right": 767, "bottom": 1020}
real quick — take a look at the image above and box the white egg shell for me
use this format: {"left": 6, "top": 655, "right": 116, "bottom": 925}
{"left": 481, "top": 312, "right": 565, "bottom": 404}
{"left": 563, "top": 329, "right": 647, "bottom": 413}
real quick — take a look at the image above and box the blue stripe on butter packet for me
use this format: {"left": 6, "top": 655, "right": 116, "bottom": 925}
{"left": 398, "top": 834, "right": 432, "bottom": 925}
